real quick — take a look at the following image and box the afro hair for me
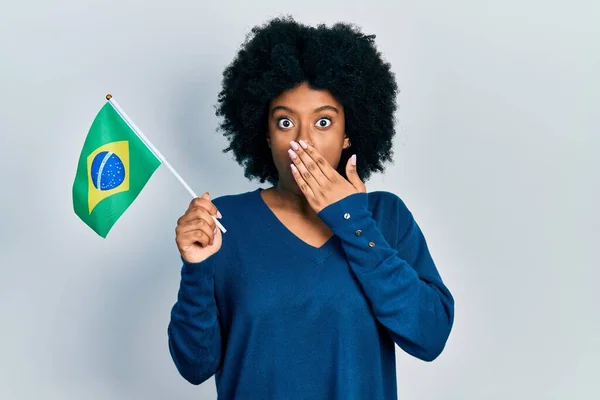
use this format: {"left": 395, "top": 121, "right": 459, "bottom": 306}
{"left": 215, "top": 16, "right": 399, "bottom": 186}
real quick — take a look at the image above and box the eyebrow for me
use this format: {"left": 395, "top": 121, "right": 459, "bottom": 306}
{"left": 270, "top": 105, "right": 339, "bottom": 116}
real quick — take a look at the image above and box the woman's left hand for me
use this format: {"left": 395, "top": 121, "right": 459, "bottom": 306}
{"left": 288, "top": 140, "right": 367, "bottom": 214}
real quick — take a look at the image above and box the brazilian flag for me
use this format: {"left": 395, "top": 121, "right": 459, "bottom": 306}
{"left": 72, "top": 100, "right": 161, "bottom": 237}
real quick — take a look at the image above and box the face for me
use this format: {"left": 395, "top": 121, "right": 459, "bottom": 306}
{"left": 266, "top": 81, "right": 350, "bottom": 193}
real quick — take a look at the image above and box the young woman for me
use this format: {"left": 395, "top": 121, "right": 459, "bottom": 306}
{"left": 168, "top": 16, "right": 454, "bottom": 399}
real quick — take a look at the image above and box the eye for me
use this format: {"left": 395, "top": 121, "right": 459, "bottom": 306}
{"left": 316, "top": 117, "right": 331, "bottom": 128}
{"left": 277, "top": 118, "right": 294, "bottom": 129}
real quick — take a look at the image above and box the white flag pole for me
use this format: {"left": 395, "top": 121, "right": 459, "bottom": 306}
{"left": 105, "top": 94, "right": 226, "bottom": 233}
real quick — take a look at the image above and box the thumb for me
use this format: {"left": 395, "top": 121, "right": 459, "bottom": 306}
{"left": 346, "top": 154, "right": 366, "bottom": 192}
{"left": 202, "top": 191, "right": 222, "bottom": 218}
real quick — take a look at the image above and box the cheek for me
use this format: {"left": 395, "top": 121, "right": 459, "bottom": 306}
{"left": 313, "top": 141, "right": 343, "bottom": 165}
{"left": 272, "top": 146, "right": 294, "bottom": 171}
{"left": 326, "top": 152, "right": 342, "bottom": 169}
{"left": 302, "top": 149, "right": 338, "bottom": 172}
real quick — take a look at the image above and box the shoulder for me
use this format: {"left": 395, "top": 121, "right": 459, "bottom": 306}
{"left": 367, "top": 190, "right": 413, "bottom": 220}
{"left": 204, "top": 189, "right": 261, "bottom": 233}
{"left": 208, "top": 188, "right": 266, "bottom": 238}
{"left": 201, "top": 189, "right": 261, "bottom": 261}
{"left": 211, "top": 188, "right": 259, "bottom": 211}
{"left": 366, "top": 190, "right": 417, "bottom": 245}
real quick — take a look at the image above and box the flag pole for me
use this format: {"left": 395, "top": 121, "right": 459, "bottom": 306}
{"left": 105, "top": 94, "right": 226, "bottom": 233}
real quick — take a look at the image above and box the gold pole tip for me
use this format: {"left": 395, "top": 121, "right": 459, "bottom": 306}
{"left": 106, "top": 94, "right": 112, "bottom": 100}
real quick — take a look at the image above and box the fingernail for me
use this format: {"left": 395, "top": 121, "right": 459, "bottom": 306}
{"left": 351, "top": 154, "right": 357, "bottom": 165}
{"left": 217, "top": 210, "right": 223, "bottom": 219}
{"left": 288, "top": 149, "right": 297, "bottom": 159}
{"left": 290, "top": 141, "right": 299, "bottom": 151}
{"left": 299, "top": 140, "right": 308, "bottom": 149}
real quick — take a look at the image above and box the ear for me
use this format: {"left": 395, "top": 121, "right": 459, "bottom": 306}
{"left": 343, "top": 136, "right": 351, "bottom": 149}
{"left": 266, "top": 136, "right": 271, "bottom": 149}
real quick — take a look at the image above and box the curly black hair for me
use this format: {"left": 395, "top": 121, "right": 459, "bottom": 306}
{"left": 215, "top": 16, "right": 398, "bottom": 186}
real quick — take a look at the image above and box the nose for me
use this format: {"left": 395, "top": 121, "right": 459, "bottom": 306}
{"left": 296, "top": 123, "right": 312, "bottom": 146}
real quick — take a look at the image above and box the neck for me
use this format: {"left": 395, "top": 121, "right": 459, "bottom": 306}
{"left": 270, "top": 182, "right": 316, "bottom": 218}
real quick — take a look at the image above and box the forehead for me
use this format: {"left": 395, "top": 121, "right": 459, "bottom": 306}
{"left": 270, "top": 82, "right": 342, "bottom": 112}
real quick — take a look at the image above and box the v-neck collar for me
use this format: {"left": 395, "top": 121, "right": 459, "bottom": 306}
{"left": 253, "top": 188, "right": 337, "bottom": 264}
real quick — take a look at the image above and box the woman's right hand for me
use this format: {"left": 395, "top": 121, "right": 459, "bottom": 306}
{"left": 175, "top": 192, "right": 223, "bottom": 263}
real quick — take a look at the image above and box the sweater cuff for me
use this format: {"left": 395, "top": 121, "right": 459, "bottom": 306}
{"left": 318, "top": 192, "right": 396, "bottom": 269}
{"left": 317, "top": 192, "right": 369, "bottom": 233}
{"left": 180, "top": 256, "right": 216, "bottom": 282}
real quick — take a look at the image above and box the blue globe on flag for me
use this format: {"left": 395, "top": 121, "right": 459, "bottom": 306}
{"left": 90, "top": 151, "right": 126, "bottom": 190}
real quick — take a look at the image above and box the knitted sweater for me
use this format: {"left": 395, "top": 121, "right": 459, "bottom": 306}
{"left": 168, "top": 188, "right": 454, "bottom": 399}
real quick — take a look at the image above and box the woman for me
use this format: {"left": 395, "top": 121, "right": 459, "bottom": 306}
{"left": 168, "top": 16, "right": 454, "bottom": 399}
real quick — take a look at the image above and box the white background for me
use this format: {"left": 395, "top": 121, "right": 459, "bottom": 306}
{"left": 1, "top": 0, "right": 598, "bottom": 399}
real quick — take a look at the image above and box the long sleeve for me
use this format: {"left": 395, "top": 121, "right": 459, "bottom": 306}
{"left": 167, "top": 256, "right": 223, "bottom": 384}
{"left": 318, "top": 192, "right": 454, "bottom": 361}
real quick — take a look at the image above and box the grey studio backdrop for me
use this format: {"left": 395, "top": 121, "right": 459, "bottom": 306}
{"left": 0, "top": 0, "right": 598, "bottom": 399}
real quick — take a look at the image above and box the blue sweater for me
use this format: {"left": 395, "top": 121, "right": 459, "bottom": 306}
{"left": 167, "top": 188, "right": 454, "bottom": 399}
